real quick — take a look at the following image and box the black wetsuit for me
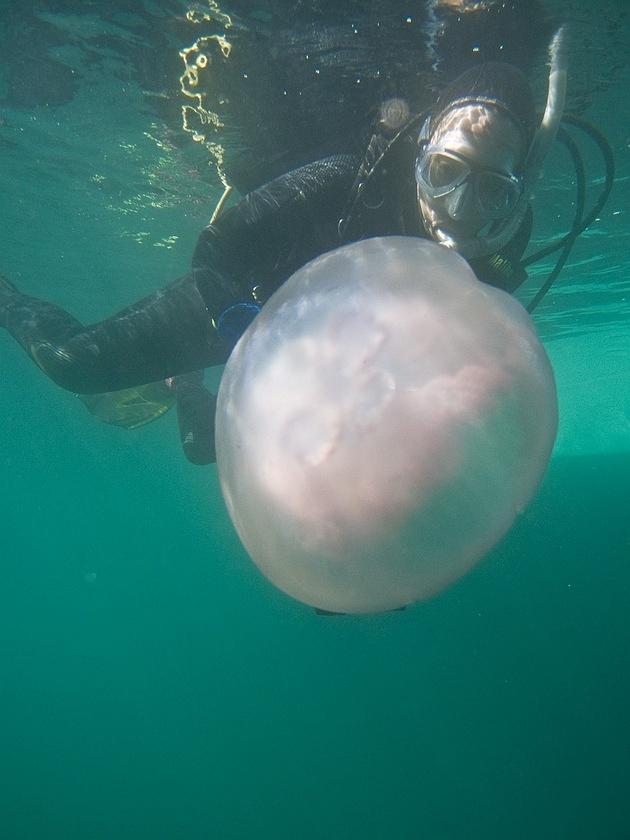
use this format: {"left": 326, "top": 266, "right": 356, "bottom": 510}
{"left": 0, "top": 126, "right": 531, "bottom": 398}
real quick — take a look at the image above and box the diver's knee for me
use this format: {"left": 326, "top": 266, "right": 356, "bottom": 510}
{"left": 30, "top": 341, "right": 99, "bottom": 393}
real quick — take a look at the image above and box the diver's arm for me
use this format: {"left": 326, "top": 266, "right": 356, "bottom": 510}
{"left": 192, "top": 154, "right": 360, "bottom": 308}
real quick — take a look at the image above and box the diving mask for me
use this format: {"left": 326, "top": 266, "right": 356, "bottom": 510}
{"left": 415, "top": 145, "right": 524, "bottom": 220}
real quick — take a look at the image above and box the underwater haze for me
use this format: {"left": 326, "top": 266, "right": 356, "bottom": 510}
{"left": 1, "top": 2, "right": 629, "bottom": 838}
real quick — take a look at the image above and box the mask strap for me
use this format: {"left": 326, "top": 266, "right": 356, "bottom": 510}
{"left": 416, "top": 114, "right": 432, "bottom": 148}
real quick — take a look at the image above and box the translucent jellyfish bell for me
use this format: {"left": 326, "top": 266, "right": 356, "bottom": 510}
{"left": 216, "top": 237, "right": 557, "bottom": 614}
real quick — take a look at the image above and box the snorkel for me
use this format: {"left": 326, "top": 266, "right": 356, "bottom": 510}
{"left": 524, "top": 26, "right": 568, "bottom": 186}
{"left": 417, "top": 27, "right": 568, "bottom": 260}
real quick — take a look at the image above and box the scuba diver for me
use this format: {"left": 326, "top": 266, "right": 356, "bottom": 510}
{"left": 0, "top": 27, "right": 614, "bottom": 465}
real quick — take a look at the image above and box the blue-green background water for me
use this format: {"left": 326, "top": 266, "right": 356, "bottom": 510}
{"left": 1, "top": 2, "right": 629, "bottom": 838}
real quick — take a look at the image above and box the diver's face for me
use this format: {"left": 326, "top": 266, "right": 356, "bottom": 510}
{"left": 416, "top": 104, "right": 525, "bottom": 247}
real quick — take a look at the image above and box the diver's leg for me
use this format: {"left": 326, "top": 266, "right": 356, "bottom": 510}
{"left": 173, "top": 370, "right": 217, "bottom": 465}
{"left": 0, "top": 273, "right": 228, "bottom": 394}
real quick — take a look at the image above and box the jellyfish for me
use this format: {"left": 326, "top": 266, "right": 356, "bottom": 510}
{"left": 216, "top": 237, "right": 557, "bottom": 614}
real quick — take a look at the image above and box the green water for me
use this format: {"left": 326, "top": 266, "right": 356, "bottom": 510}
{"left": 1, "top": 2, "right": 629, "bottom": 838}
